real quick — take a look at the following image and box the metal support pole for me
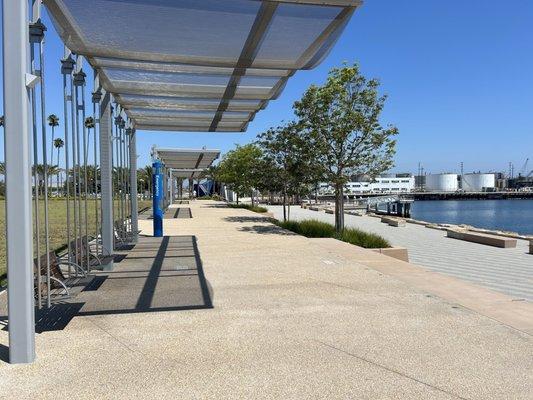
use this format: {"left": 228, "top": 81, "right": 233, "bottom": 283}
{"left": 29, "top": 23, "right": 41, "bottom": 310}
{"left": 92, "top": 87, "right": 101, "bottom": 255}
{"left": 3, "top": 0, "right": 36, "bottom": 364}
{"left": 61, "top": 54, "right": 74, "bottom": 270}
{"left": 99, "top": 92, "right": 114, "bottom": 270}
{"left": 128, "top": 128, "right": 138, "bottom": 242}
{"left": 164, "top": 167, "right": 169, "bottom": 208}
{"left": 114, "top": 115, "right": 124, "bottom": 240}
{"left": 80, "top": 73, "right": 90, "bottom": 272}
{"left": 152, "top": 161, "right": 163, "bottom": 237}
{"left": 32, "top": 18, "right": 52, "bottom": 308}
{"left": 169, "top": 170, "right": 174, "bottom": 205}
{"left": 70, "top": 62, "right": 80, "bottom": 270}
{"left": 121, "top": 120, "right": 129, "bottom": 233}
{"left": 74, "top": 68, "right": 89, "bottom": 273}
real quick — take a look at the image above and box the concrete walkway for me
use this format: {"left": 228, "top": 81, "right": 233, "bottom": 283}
{"left": 0, "top": 201, "right": 532, "bottom": 399}
{"left": 267, "top": 205, "right": 533, "bottom": 302}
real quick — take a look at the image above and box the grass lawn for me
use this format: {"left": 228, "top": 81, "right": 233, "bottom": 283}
{"left": 0, "top": 198, "right": 152, "bottom": 280}
{"left": 276, "top": 219, "right": 391, "bottom": 249}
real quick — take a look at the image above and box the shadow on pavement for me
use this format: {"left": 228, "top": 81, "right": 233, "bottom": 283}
{"left": 0, "top": 235, "right": 213, "bottom": 342}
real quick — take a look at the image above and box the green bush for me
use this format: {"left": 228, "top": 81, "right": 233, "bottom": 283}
{"left": 337, "top": 227, "right": 391, "bottom": 248}
{"left": 277, "top": 219, "right": 335, "bottom": 238}
{"left": 227, "top": 203, "right": 268, "bottom": 213}
{"left": 276, "top": 219, "right": 390, "bottom": 249}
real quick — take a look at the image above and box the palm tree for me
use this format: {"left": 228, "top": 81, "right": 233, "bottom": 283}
{"left": 33, "top": 164, "right": 58, "bottom": 197}
{"left": 47, "top": 114, "right": 60, "bottom": 193}
{"left": 54, "top": 138, "right": 64, "bottom": 196}
{"left": 32, "top": 164, "right": 45, "bottom": 197}
{"left": 140, "top": 165, "right": 153, "bottom": 198}
{"left": 84, "top": 117, "right": 95, "bottom": 130}
{"left": 84, "top": 116, "right": 95, "bottom": 153}
{"left": 47, "top": 114, "right": 59, "bottom": 165}
{"left": 47, "top": 165, "right": 60, "bottom": 195}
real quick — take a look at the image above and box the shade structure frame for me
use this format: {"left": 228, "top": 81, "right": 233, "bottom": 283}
{"left": 152, "top": 148, "right": 221, "bottom": 171}
{"left": 44, "top": 0, "right": 359, "bottom": 132}
{"left": 170, "top": 169, "right": 206, "bottom": 179}
{"left": 44, "top": 1, "right": 359, "bottom": 69}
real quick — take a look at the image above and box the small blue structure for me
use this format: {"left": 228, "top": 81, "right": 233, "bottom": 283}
{"left": 196, "top": 180, "right": 214, "bottom": 197}
{"left": 152, "top": 160, "right": 164, "bottom": 237}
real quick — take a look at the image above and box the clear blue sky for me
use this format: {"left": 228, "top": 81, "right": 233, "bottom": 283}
{"left": 1, "top": 0, "right": 533, "bottom": 175}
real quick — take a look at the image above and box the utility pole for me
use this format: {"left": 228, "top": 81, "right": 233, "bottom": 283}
{"left": 417, "top": 162, "right": 421, "bottom": 190}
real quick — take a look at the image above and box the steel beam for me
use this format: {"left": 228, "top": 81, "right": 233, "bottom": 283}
{"left": 3, "top": 0, "right": 36, "bottom": 364}
{"left": 128, "top": 128, "right": 138, "bottom": 242}
{"left": 209, "top": 2, "right": 278, "bottom": 131}
{"left": 99, "top": 92, "right": 114, "bottom": 270}
{"left": 169, "top": 170, "right": 174, "bottom": 205}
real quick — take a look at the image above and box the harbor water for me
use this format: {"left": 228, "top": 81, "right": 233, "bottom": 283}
{"left": 410, "top": 199, "right": 533, "bottom": 235}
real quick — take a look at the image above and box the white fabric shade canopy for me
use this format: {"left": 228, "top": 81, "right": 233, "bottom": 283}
{"left": 44, "top": 0, "right": 360, "bottom": 132}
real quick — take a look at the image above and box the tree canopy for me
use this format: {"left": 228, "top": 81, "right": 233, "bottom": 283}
{"left": 211, "top": 63, "right": 398, "bottom": 230}
{"left": 256, "top": 121, "right": 321, "bottom": 220}
{"left": 294, "top": 63, "right": 398, "bottom": 231}
{"left": 216, "top": 144, "right": 263, "bottom": 204}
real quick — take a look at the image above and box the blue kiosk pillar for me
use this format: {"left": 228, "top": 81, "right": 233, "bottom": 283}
{"left": 152, "top": 160, "right": 164, "bottom": 237}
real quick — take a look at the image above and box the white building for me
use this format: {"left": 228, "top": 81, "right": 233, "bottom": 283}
{"left": 319, "top": 176, "right": 415, "bottom": 195}
{"left": 365, "top": 176, "right": 415, "bottom": 193}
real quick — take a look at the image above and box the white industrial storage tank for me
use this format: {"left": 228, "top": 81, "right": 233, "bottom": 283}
{"left": 461, "top": 173, "right": 496, "bottom": 192}
{"left": 425, "top": 173, "right": 458, "bottom": 192}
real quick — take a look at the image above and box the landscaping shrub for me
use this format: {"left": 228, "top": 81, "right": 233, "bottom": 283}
{"left": 277, "top": 219, "right": 335, "bottom": 238}
{"left": 276, "top": 219, "right": 390, "bottom": 249}
{"left": 337, "top": 227, "right": 391, "bottom": 248}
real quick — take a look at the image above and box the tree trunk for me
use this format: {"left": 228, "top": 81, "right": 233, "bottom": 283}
{"left": 50, "top": 127, "right": 55, "bottom": 167}
{"left": 49, "top": 127, "right": 54, "bottom": 192}
{"left": 282, "top": 190, "right": 287, "bottom": 222}
{"left": 236, "top": 193, "right": 239, "bottom": 204}
{"left": 334, "top": 182, "right": 345, "bottom": 234}
{"left": 250, "top": 190, "right": 255, "bottom": 207}
{"left": 57, "top": 148, "right": 61, "bottom": 196}
{"left": 287, "top": 196, "right": 291, "bottom": 221}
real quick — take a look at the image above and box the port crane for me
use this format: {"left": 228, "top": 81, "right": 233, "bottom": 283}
{"left": 518, "top": 158, "right": 529, "bottom": 176}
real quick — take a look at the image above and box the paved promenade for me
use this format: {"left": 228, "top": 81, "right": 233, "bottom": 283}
{"left": 268, "top": 205, "right": 533, "bottom": 302}
{"left": 1, "top": 201, "right": 532, "bottom": 399}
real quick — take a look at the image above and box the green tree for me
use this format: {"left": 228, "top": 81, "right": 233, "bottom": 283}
{"left": 217, "top": 144, "right": 262, "bottom": 205}
{"left": 53, "top": 138, "right": 64, "bottom": 195}
{"left": 138, "top": 165, "right": 153, "bottom": 198}
{"left": 257, "top": 121, "right": 320, "bottom": 221}
{"left": 47, "top": 114, "right": 59, "bottom": 165}
{"left": 33, "top": 164, "right": 58, "bottom": 197}
{"left": 294, "top": 63, "right": 398, "bottom": 232}
{"left": 200, "top": 165, "right": 221, "bottom": 197}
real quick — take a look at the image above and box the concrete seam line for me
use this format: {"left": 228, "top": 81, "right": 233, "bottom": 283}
{"left": 314, "top": 340, "right": 471, "bottom": 400}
